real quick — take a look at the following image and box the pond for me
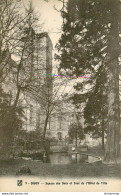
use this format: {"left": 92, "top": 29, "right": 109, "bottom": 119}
{"left": 41, "top": 153, "right": 101, "bottom": 164}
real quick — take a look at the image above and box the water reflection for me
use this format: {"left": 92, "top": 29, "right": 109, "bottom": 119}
{"left": 71, "top": 153, "right": 88, "bottom": 164}
{"left": 41, "top": 153, "right": 98, "bottom": 164}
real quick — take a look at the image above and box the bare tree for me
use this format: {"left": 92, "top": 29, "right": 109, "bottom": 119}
{"left": 0, "top": 1, "right": 43, "bottom": 145}
{"left": 26, "top": 70, "right": 79, "bottom": 141}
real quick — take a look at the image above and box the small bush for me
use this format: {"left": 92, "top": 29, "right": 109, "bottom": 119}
{"left": 16, "top": 165, "right": 31, "bottom": 175}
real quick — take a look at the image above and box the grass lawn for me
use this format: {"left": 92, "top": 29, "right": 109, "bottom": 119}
{"left": 0, "top": 158, "right": 120, "bottom": 178}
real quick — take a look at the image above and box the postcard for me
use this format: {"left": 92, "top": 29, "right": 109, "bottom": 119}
{"left": 0, "top": 0, "right": 120, "bottom": 192}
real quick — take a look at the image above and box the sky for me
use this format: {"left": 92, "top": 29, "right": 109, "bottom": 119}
{"left": 21, "top": 0, "right": 63, "bottom": 48}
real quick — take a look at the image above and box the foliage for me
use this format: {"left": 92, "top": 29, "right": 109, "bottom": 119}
{"left": 84, "top": 70, "right": 108, "bottom": 140}
{"left": 56, "top": 0, "right": 111, "bottom": 78}
{"left": 56, "top": 0, "right": 121, "bottom": 160}
{"left": 55, "top": 0, "right": 120, "bottom": 143}
{"left": 0, "top": 86, "right": 23, "bottom": 146}
{"left": 69, "top": 122, "right": 85, "bottom": 141}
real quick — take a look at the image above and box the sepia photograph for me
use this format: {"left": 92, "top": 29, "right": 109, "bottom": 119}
{"left": 0, "top": 0, "right": 121, "bottom": 192}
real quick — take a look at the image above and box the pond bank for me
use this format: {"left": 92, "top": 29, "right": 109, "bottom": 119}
{"left": 0, "top": 145, "right": 120, "bottom": 178}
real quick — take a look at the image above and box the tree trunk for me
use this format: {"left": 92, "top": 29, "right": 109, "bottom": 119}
{"left": 104, "top": 0, "right": 120, "bottom": 163}
{"left": 43, "top": 113, "right": 49, "bottom": 141}
{"left": 0, "top": 0, "right": 3, "bottom": 59}
{"left": 76, "top": 125, "right": 78, "bottom": 147}
{"left": 105, "top": 59, "right": 120, "bottom": 163}
{"left": 13, "top": 87, "right": 21, "bottom": 108}
{"left": 102, "top": 118, "right": 105, "bottom": 149}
